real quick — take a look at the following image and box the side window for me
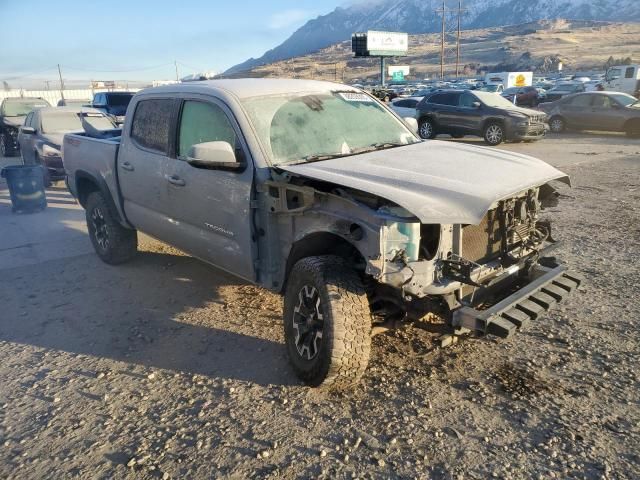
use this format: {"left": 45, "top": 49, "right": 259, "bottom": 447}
{"left": 625, "top": 67, "right": 635, "bottom": 79}
{"left": 177, "top": 101, "right": 237, "bottom": 158}
{"left": 130, "top": 99, "right": 174, "bottom": 154}
{"left": 592, "top": 95, "right": 613, "bottom": 109}
{"left": 24, "top": 112, "right": 33, "bottom": 127}
{"left": 428, "top": 93, "right": 458, "bottom": 106}
{"left": 569, "top": 95, "right": 592, "bottom": 107}
{"left": 459, "top": 93, "right": 476, "bottom": 108}
{"left": 427, "top": 93, "right": 445, "bottom": 105}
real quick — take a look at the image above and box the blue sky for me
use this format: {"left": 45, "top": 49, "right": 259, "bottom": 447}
{"left": 0, "top": 0, "right": 342, "bottom": 87}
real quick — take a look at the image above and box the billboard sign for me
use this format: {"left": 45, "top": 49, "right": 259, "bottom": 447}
{"left": 388, "top": 65, "right": 410, "bottom": 76}
{"left": 366, "top": 31, "right": 408, "bottom": 56}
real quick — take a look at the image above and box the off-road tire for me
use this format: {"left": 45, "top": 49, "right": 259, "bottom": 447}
{"left": 483, "top": 122, "right": 505, "bottom": 146}
{"left": 419, "top": 118, "right": 437, "bottom": 139}
{"left": 625, "top": 120, "right": 640, "bottom": 139}
{"left": 284, "top": 255, "right": 372, "bottom": 391}
{"left": 85, "top": 192, "right": 137, "bottom": 265}
{"left": 549, "top": 116, "right": 566, "bottom": 134}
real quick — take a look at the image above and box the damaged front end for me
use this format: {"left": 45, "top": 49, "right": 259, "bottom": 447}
{"left": 373, "top": 183, "right": 580, "bottom": 337}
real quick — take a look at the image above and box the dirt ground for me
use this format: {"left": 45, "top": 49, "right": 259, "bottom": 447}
{"left": 0, "top": 132, "right": 639, "bottom": 479}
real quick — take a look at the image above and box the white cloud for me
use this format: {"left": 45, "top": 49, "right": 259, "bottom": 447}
{"left": 268, "top": 9, "right": 317, "bottom": 30}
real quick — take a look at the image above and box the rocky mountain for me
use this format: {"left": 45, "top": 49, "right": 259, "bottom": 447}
{"left": 227, "top": 0, "right": 640, "bottom": 74}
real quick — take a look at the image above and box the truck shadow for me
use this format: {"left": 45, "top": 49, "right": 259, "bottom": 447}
{"left": 0, "top": 247, "right": 297, "bottom": 387}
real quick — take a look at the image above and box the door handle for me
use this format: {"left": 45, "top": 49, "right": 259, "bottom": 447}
{"left": 121, "top": 161, "right": 134, "bottom": 172}
{"left": 165, "top": 174, "right": 186, "bottom": 187}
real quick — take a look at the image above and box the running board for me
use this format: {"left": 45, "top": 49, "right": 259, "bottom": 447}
{"left": 452, "top": 265, "right": 581, "bottom": 339}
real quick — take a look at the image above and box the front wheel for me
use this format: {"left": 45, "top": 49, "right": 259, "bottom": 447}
{"left": 85, "top": 192, "right": 138, "bottom": 265}
{"left": 483, "top": 122, "right": 505, "bottom": 146}
{"left": 419, "top": 118, "right": 437, "bottom": 139}
{"left": 549, "top": 116, "right": 566, "bottom": 134}
{"left": 283, "top": 256, "right": 372, "bottom": 391}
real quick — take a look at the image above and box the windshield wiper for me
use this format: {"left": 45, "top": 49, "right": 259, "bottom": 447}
{"left": 350, "top": 142, "right": 408, "bottom": 155}
{"left": 285, "top": 153, "right": 351, "bottom": 166}
{"left": 282, "top": 143, "right": 409, "bottom": 166}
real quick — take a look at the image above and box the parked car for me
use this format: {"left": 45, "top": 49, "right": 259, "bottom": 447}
{"left": 389, "top": 97, "right": 424, "bottom": 117}
{"left": 538, "top": 92, "right": 640, "bottom": 137}
{"left": 0, "top": 97, "right": 51, "bottom": 156}
{"left": 544, "top": 83, "right": 586, "bottom": 102}
{"left": 91, "top": 91, "right": 135, "bottom": 124}
{"left": 18, "top": 107, "right": 116, "bottom": 184}
{"left": 371, "top": 88, "right": 398, "bottom": 102}
{"left": 416, "top": 89, "right": 548, "bottom": 145}
{"left": 482, "top": 84, "right": 504, "bottom": 94}
{"left": 501, "top": 86, "right": 543, "bottom": 107}
{"left": 57, "top": 99, "right": 91, "bottom": 107}
{"left": 63, "top": 79, "right": 578, "bottom": 390}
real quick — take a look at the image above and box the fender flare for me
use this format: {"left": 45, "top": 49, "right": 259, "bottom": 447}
{"left": 74, "top": 170, "right": 132, "bottom": 228}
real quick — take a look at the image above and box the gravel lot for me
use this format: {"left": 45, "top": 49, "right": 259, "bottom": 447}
{"left": 0, "top": 133, "right": 639, "bottom": 479}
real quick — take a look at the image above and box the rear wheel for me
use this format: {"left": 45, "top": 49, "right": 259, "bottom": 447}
{"left": 483, "top": 122, "right": 505, "bottom": 146}
{"left": 85, "top": 192, "right": 138, "bottom": 265}
{"left": 549, "top": 116, "right": 566, "bottom": 134}
{"left": 283, "top": 256, "right": 372, "bottom": 391}
{"left": 419, "top": 118, "right": 437, "bottom": 139}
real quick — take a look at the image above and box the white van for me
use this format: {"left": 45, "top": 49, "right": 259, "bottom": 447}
{"left": 604, "top": 65, "right": 640, "bottom": 97}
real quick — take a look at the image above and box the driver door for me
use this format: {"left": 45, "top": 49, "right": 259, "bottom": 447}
{"left": 164, "top": 97, "right": 256, "bottom": 281}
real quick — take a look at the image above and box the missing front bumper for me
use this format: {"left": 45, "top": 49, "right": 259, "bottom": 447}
{"left": 452, "top": 264, "right": 581, "bottom": 339}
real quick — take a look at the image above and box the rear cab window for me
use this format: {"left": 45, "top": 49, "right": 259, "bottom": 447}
{"left": 130, "top": 98, "right": 174, "bottom": 154}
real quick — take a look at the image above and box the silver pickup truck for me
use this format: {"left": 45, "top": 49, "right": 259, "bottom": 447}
{"left": 63, "top": 79, "right": 579, "bottom": 391}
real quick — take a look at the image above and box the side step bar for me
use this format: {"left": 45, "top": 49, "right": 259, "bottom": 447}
{"left": 452, "top": 264, "right": 581, "bottom": 339}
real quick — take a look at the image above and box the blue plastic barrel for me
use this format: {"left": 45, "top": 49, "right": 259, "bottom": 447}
{"left": 1, "top": 165, "right": 47, "bottom": 213}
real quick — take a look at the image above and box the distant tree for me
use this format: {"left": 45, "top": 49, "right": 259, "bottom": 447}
{"left": 2, "top": 81, "right": 9, "bottom": 92}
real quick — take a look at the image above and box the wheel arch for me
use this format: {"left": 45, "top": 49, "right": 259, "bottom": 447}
{"left": 482, "top": 117, "right": 506, "bottom": 130}
{"left": 74, "top": 170, "right": 129, "bottom": 227}
{"left": 282, "top": 232, "right": 367, "bottom": 293}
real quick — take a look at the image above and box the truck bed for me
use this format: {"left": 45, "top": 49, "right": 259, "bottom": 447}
{"left": 63, "top": 130, "right": 125, "bottom": 220}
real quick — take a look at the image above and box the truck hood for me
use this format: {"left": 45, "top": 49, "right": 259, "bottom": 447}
{"left": 279, "top": 141, "right": 569, "bottom": 225}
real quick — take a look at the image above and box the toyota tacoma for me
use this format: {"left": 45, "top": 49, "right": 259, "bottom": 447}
{"left": 63, "top": 79, "right": 579, "bottom": 390}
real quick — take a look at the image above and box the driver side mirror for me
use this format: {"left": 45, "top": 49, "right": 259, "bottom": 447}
{"left": 403, "top": 117, "right": 419, "bottom": 134}
{"left": 186, "top": 141, "right": 244, "bottom": 170}
{"left": 20, "top": 126, "right": 35, "bottom": 135}
{"left": 472, "top": 102, "right": 482, "bottom": 109}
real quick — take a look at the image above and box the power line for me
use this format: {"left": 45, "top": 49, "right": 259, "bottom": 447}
{"left": 63, "top": 63, "right": 174, "bottom": 73}
{"left": 0, "top": 66, "right": 58, "bottom": 82}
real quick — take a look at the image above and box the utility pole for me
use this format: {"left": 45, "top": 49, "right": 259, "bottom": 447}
{"left": 436, "top": 0, "right": 446, "bottom": 79}
{"left": 455, "top": 0, "right": 467, "bottom": 78}
{"left": 57, "top": 64, "right": 65, "bottom": 102}
{"left": 44, "top": 80, "right": 50, "bottom": 91}
{"left": 174, "top": 61, "right": 179, "bottom": 82}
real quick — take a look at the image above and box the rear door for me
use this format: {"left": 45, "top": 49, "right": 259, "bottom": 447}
{"left": 561, "top": 94, "right": 592, "bottom": 128}
{"left": 163, "top": 96, "right": 256, "bottom": 281}
{"left": 426, "top": 92, "right": 460, "bottom": 132}
{"left": 117, "top": 97, "right": 177, "bottom": 241}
